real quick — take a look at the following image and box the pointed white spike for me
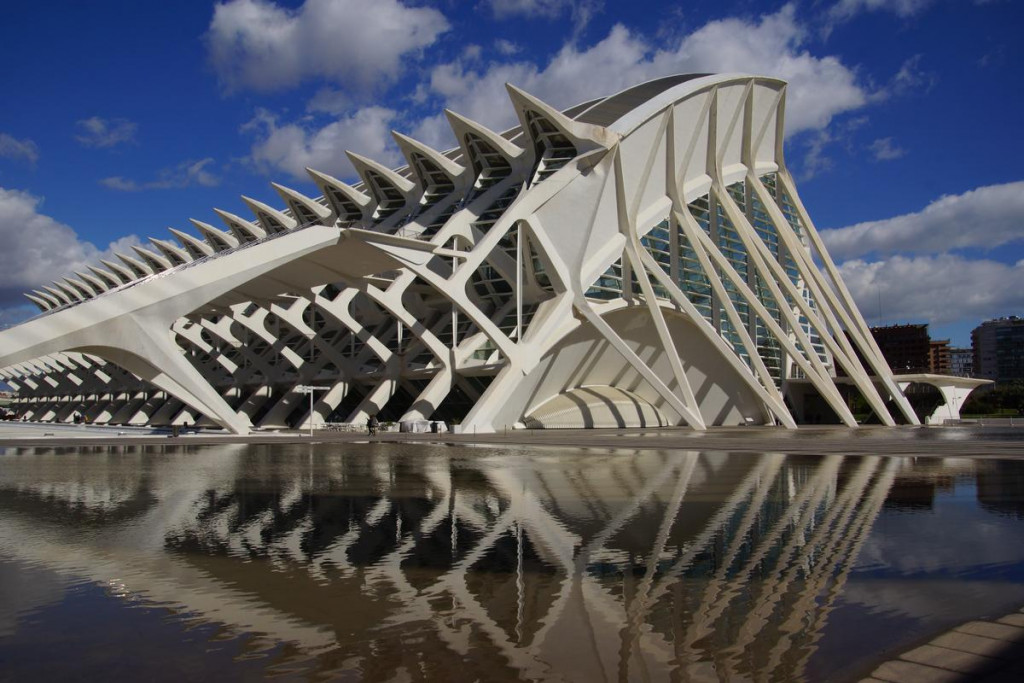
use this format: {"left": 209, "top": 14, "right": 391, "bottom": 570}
{"left": 304, "top": 168, "right": 371, "bottom": 205}
{"left": 24, "top": 292, "right": 51, "bottom": 311}
{"left": 505, "top": 82, "right": 615, "bottom": 150}
{"left": 149, "top": 237, "right": 192, "bottom": 265}
{"left": 305, "top": 168, "right": 371, "bottom": 221}
{"left": 88, "top": 265, "right": 119, "bottom": 288}
{"left": 444, "top": 109, "right": 525, "bottom": 161}
{"left": 213, "top": 208, "right": 266, "bottom": 242}
{"left": 54, "top": 280, "right": 86, "bottom": 302}
{"left": 44, "top": 284, "right": 74, "bottom": 305}
{"left": 189, "top": 219, "right": 239, "bottom": 251}
{"left": 392, "top": 131, "right": 467, "bottom": 182}
{"left": 241, "top": 195, "right": 296, "bottom": 233}
{"left": 345, "top": 151, "right": 418, "bottom": 195}
{"left": 33, "top": 289, "right": 61, "bottom": 307}
{"left": 64, "top": 276, "right": 96, "bottom": 298}
{"left": 131, "top": 245, "right": 172, "bottom": 272}
{"left": 271, "top": 182, "right": 332, "bottom": 225}
{"left": 168, "top": 228, "right": 214, "bottom": 259}
{"left": 115, "top": 251, "right": 153, "bottom": 278}
{"left": 100, "top": 259, "right": 137, "bottom": 284}
{"left": 76, "top": 270, "right": 109, "bottom": 293}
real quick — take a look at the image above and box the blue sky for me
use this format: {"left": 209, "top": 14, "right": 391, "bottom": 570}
{"left": 0, "top": 0, "right": 1021, "bottom": 346}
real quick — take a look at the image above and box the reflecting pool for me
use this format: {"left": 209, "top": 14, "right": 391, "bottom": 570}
{"left": 0, "top": 443, "right": 1022, "bottom": 681}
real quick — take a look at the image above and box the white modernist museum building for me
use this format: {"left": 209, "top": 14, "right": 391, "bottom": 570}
{"left": 0, "top": 74, "right": 979, "bottom": 434}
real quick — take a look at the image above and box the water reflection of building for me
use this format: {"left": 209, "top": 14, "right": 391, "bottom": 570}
{"left": 876, "top": 457, "right": 1019, "bottom": 514}
{"left": 0, "top": 445, "right": 900, "bottom": 680}
{"left": 883, "top": 465, "right": 955, "bottom": 512}
{"left": 976, "top": 460, "right": 1024, "bottom": 519}
{"left": 880, "top": 457, "right": 993, "bottom": 512}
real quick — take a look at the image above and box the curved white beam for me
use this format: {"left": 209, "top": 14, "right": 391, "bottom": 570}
{"left": 150, "top": 238, "right": 193, "bottom": 266}
{"left": 116, "top": 251, "right": 153, "bottom": 278}
{"left": 272, "top": 182, "right": 333, "bottom": 226}
{"left": 101, "top": 258, "right": 137, "bottom": 284}
{"left": 77, "top": 270, "right": 110, "bottom": 294}
{"left": 169, "top": 228, "right": 214, "bottom": 259}
{"left": 241, "top": 195, "right": 296, "bottom": 234}
{"left": 392, "top": 131, "right": 468, "bottom": 189}
{"left": 24, "top": 292, "right": 51, "bottom": 311}
{"left": 213, "top": 208, "right": 266, "bottom": 243}
{"left": 305, "top": 168, "right": 371, "bottom": 222}
{"left": 189, "top": 219, "right": 239, "bottom": 252}
{"left": 132, "top": 245, "right": 172, "bottom": 272}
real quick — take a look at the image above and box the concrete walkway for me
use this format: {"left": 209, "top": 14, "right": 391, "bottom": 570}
{"left": 3, "top": 423, "right": 1022, "bottom": 459}
{"left": 0, "top": 421, "right": 166, "bottom": 439}
{"left": 863, "top": 609, "right": 1024, "bottom": 682}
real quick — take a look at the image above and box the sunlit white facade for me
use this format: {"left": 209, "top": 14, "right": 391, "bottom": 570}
{"left": 0, "top": 73, "right": 927, "bottom": 434}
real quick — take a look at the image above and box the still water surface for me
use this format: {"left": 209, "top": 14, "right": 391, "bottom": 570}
{"left": 1, "top": 442, "right": 1023, "bottom": 681}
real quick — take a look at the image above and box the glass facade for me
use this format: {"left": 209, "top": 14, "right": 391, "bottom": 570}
{"left": 578, "top": 172, "right": 832, "bottom": 385}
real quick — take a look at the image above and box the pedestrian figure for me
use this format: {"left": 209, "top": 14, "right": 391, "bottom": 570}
{"left": 368, "top": 415, "right": 378, "bottom": 435}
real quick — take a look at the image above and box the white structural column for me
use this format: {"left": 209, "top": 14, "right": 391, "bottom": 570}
{"left": 613, "top": 120, "right": 707, "bottom": 427}
{"left": 775, "top": 171, "right": 919, "bottom": 425}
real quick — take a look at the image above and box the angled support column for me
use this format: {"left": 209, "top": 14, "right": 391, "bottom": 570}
{"left": 76, "top": 317, "right": 252, "bottom": 434}
{"left": 573, "top": 297, "right": 706, "bottom": 429}
{"left": 348, "top": 370, "right": 401, "bottom": 425}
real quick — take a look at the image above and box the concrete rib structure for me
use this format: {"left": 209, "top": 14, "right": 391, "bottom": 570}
{"left": 1, "top": 73, "right": 938, "bottom": 434}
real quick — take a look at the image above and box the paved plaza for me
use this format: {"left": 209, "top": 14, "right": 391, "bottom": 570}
{"left": 1, "top": 421, "right": 1022, "bottom": 459}
{"left": 863, "top": 609, "right": 1024, "bottom": 683}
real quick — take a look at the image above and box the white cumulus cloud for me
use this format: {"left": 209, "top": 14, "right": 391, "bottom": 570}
{"left": 839, "top": 254, "right": 1024, "bottom": 326}
{"left": 418, "top": 5, "right": 868, "bottom": 142}
{"left": 487, "top": 0, "right": 602, "bottom": 34}
{"left": 100, "top": 158, "right": 220, "bottom": 192}
{"left": 243, "top": 106, "right": 401, "bottom": 181}
{"left": 0, "top": 133, "right": 39, "bottom": 165}
{"left": 0, "top": 187, "right": 141, "bottom": 316}
{"left": 828, "top": 0, "right": 935, "bottom": 23}
{"left": 206, "top": 0, "right": 449, "bottom": 93}
{"left": 494, "top": 39, "right": 520, "bottom": 56}
{"left": 821, "top": 181, "right": 1024, "bottom": 260}
{"left": 74, "top": 117, "right": 138, "bottom": 148}
{"left": 868, "top": 137, "right": 905, "bottom": 160}
{"left": 488, "top": 0, "right": 574, "bottom": 18}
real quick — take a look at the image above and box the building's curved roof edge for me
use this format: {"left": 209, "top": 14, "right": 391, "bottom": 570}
{"left": 572, "top": 74, "right": 709, "bottom": 126}
{"left": 598, "top": 73, "right": 787, "bottom": 136}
